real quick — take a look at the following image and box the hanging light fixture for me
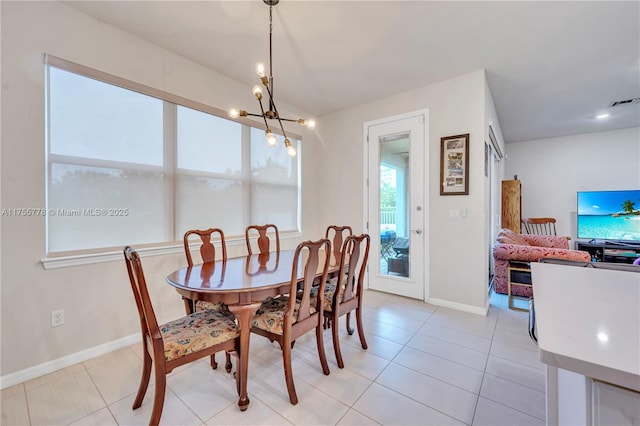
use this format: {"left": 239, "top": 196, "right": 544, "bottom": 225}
{"left": 229, "top": 0, "right": 315, "bottom": 157}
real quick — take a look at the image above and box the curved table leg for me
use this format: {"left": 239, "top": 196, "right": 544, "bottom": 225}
{"left": 228, "top": 302, "right": 262, "bottom": 411}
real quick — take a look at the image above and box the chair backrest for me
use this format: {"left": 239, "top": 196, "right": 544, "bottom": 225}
{"left": 183, "top": 228, "right": 227, "bottom": 267}
{"left": 245, "top": 224, "right": 280, "bottom": 255}
{"left": 325, "top": 225, "right": 353, "bottom": 262}
{"left": 522, "top": 217, "right": 557, "bottom": 236}
{"left": 288, "top": 239, "right": 331, "bottom": 328}
{"left": 123, "top": 246, "right": 161, "bottom": 343}
{"left": 336, "top": 234, "right": 371, "bottom": 306}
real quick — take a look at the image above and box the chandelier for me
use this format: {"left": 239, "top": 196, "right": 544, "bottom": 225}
{"left": 228, "top": 0, "right": 315, "bottom": 157}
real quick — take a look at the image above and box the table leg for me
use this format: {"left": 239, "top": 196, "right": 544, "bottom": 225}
{"left": 228, "top": 302, "right": 262, "bottom": 411}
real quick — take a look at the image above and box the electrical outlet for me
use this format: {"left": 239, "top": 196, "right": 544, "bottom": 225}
{"left": 51, "top": 310, "right": 64, "bottom": 327}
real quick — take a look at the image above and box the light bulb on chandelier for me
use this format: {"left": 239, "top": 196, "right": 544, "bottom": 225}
{"left": 284, "top": 138, "right": 296, "bottom": 157}
{"left": 228, "top": 0, "right": 315, "bottom": 157}
{"left": 265, "top": 129, "right": 277, "bottom": 147}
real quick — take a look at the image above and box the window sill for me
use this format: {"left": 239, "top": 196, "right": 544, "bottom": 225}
{"left": 41, "top": 244, "right": 183, "bottom": 270}
{"left": 40, "top": 231, "right": 302, "bottom": 270}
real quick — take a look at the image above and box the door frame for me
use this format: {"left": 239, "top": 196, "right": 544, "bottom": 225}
{"left": 362, "top": 109, "right": 429, "bottom": 300}
{"left": 488, "top": 123, "right": 504, "bottom": 289}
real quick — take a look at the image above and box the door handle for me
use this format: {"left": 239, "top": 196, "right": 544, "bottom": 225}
{"left": 411, "top": 229, "right": 422, "bottom": 235}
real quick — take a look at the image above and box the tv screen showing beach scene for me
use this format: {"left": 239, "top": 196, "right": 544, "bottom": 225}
{"left": 577, "top": 190, "right": 640, "bottom": 242}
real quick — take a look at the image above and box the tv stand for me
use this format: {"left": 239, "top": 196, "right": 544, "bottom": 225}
{"left": 575, "top": 241, "right": 640, "bottom": 264}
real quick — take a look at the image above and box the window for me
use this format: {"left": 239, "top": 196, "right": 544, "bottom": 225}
{"left": 46, "top": 57, "right": 300, "bottom": 254}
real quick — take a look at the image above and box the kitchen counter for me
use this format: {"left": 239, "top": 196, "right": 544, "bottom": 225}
{"left": 531, "top": 262, "right": 640, "bottom": 392}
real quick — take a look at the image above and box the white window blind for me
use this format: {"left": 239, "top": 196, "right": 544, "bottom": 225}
{"left": 45, "top": 56, "right": 300, "bottom": 254}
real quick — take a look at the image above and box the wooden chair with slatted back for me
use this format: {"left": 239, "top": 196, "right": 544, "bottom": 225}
{"left": 245, "top": 224, "right": 280, "bottom": 255}
{"left": 322, "top": 225, "right": 353, "bottom": 328}
{"left": 250, "top": 239, "right": 331, "bottom": 405}
{"left": 521, "top": 218, "right": 558, "bottom": 236}
{"left": 123, "top": 246, "right": 239, "bottom": 426}
{"left": 184, "top": 228, "right": 227, "bottom": 267}
{"left": 316, "top": 234, "right": 370, "bottom": 369}
{"left": 325, "top": 225, "right": 353, "bottom": 264}
{"left": 183, "top": 228, "right": 232, "bottom": 372}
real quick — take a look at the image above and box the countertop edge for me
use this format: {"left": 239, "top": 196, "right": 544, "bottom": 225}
{"left": 539, "top": 347, "right": 640, "bottom": 392}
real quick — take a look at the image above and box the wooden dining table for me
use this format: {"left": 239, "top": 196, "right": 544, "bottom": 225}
{"left": 165, "top": 248, "right": 340, "bottom": 411}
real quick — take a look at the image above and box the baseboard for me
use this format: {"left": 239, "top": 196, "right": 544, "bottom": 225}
{"left": 426, "top": 297, "right": 490, "bottom": 316}
{"left": 0, "top": 333, "right": 140, "bottom": 390}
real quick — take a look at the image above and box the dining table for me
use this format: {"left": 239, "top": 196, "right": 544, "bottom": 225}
{"left": 165, "top": 248, "right": 340, "bottom": 411}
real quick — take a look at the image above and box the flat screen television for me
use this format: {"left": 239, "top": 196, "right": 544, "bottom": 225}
{"left": 577, "top": 189, "right": 640, "bottom": 244}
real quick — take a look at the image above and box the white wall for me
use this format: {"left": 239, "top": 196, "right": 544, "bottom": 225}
{"left": 0, "top": 1, "right": 324, "bottom": 380}
{"left": 318, "top": 70, "right": 491, "bottom": 315}
{"left": 505, "top": 127, "right": 640, "bottom": 240}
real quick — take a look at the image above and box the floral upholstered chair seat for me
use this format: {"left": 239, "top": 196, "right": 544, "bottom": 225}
{"left": 492, "top": 228, "right": 590, "bottom": 297}
{"left": 309, "top": 277, "right": 340, "bottom": 312}
{"left": 161, "top": 309, "right": 238, "bottom": 362}
{"left": 251, "top": 296, "right": 316, "bottom": 335}
{"left": 194, "top": 300, "right": 232, "bottom": 317}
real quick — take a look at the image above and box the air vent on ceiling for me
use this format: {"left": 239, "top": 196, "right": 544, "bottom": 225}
{"left": 609, "top": 98, "right": 640, "bottom": 108}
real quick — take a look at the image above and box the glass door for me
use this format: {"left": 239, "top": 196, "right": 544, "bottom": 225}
{"left": 366, "top": 112, "right": 427, "bottom": 300}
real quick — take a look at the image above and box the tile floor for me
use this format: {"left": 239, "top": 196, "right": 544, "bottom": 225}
{"left": 1, "top": 290, "right": 545, "bottom": 425}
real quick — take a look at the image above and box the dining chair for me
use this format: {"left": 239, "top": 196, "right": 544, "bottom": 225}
{"left": 184, "top": 228, "right": 227, "bottom": 267}
{"left": 325, "top": 225, "right": 353, "bottom": 263}
{"left": 313, "top": 233, "right": 370, "bottom": 368}
{"left": 250, "top": 238, "right": 331, "bottom": 404}
{"left": 183, "top": 228, "right": 233, "bottom": 371}
{"left": 322, "top": 225, "right": 353, "bottom": 327}
{"left": 245, "top": 224, "right": 280, "bottom": 255}
{"left": 123, "top": 246, "right": 239, "bottom": 426}
{"left": 521, "top": 217, "right": 558, "bottom": 236}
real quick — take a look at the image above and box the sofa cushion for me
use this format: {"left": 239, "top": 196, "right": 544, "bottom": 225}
{"left": 521, "top": 234, "right": 570, "bottom": 249}
{"left": 496, "top": 228, "right": 530, "bottom": 246}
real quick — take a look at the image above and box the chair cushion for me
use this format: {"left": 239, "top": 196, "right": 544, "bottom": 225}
{"left": 251, "top": 296, "right": 316, "bottom": 335}
{"left": 195, "top": 300, "right": 232, "bottom": 317}
{"left": 161, "top": 310, "right": 238, "bottom": 361}
{"left": 310, "top": 277, "right": 339, "bottom": 312}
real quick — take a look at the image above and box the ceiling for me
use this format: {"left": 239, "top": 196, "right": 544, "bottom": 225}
{"left": 62, "top": 1, "right": 640, "bottom": 143}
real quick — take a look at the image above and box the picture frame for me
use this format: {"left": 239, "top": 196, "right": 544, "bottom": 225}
{"left": 440, "top": 133, "right": 469, "bottom": 195}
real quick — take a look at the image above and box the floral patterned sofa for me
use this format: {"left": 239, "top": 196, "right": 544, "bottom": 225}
{"left": 492, "top": 228, "right": 591, "bottom": 296}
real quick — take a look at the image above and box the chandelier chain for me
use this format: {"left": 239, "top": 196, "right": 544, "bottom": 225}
{"left": 268, "top": 5, "right": 273, "bottom": 111}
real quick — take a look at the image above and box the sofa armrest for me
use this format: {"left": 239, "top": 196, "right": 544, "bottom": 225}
{"left": 493, "top": 243, "right": 591, "bottom": 263}
{"left": 521, "top": 234, "right": 570, "bottom": 249}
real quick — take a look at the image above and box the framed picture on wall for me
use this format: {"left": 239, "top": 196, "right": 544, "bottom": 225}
{"left": 440, "top": 133, "right": 469, "bottom": 195}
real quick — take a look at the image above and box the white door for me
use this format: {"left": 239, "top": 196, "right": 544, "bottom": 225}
{"left": 364, "top": 111, "right": 428, "bottom": 300}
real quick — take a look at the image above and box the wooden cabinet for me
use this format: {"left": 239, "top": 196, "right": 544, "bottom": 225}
{"left": 502, "top": 179, "right": 521, "bottom": 233}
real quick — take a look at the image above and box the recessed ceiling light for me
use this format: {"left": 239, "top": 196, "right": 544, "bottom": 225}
{"left": 596, "top": 114, "right": 610, "bottom": 119}
{"left": 597, "top": 332, "right": 609, "bottom": 342}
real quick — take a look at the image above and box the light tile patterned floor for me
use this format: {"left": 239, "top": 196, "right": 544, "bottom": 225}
{"left": 1, "top": 290, "right": 545, "bottom": 425}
